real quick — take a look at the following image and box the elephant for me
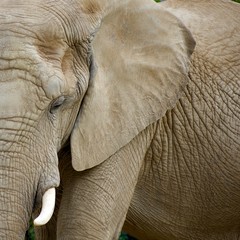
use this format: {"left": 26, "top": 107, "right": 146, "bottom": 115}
{"left": 0, "top": 0, "right": 239, "bottom": 239}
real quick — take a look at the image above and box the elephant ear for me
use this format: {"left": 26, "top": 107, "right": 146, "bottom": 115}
{"left": 71, "top": 0, "right": 195, "bottom": 171}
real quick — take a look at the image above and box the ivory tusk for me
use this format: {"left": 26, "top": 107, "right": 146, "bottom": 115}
{"left": 33, "top": 188, "right": 56, "bottom": 226}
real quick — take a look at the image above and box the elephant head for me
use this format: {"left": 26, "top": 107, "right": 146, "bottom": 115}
{"left": 0, "top": 0, "right": 194, "bottom": 237}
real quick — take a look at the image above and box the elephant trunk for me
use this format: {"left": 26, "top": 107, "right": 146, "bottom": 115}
{"left": 0, "top": 149, "right": 58, "bottom": 238}
{"left": 0, "top": 158, "right": 35, "bottom": 238}
{"left": 0, "top": 101, "right": 60, "bottom": 237}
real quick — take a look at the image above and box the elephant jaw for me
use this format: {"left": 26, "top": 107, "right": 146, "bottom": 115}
{"left": 33, "top": 188, "right": 56, "bottom": 226}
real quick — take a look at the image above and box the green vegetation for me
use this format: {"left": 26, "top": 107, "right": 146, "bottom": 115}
{"left": 119, "top": 232, "right": 137, "bottom": 240}
{"left": 26, "top": 221, "right": 35, "bottom": 240}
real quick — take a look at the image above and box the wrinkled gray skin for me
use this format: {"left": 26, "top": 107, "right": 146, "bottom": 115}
{"left": 0, "top": 0, "right": 239, "bottom": 239}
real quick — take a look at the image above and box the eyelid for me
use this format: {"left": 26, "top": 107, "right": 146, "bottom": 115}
{"left": 50, "top": 96, "right": 66, "bottom": 113}
{"left": 54, "top": 96, "right": 65, "bottom": 105}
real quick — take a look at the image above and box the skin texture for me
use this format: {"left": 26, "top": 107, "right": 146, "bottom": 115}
{"left": 125, "top": 1, "right": 240, "bottom": 240}
{"left": 57, "top": 1, "right": 239, "bottom": 240}
{"left": 40, "top": 1, "right": 240, "bottom": 239}
{"left": 0, "top": 0, "right": 193, "bottom": 238}
{"left": 0, "top": 0, "right": 239, "bottom": 240}
{"left": 0, "top": 0, "right": 93, "bottom": 238}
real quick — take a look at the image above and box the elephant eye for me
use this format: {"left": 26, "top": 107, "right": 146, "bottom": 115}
{"left": 50, "top": 96, "right": 65, "bottom": 114}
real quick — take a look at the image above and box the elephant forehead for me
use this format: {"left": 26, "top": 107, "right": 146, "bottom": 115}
{"left": 0, "top": 41, "right": 74, "bottom": 101}
{"left": 0, "top": 1, "right": 74, "bottom": 47}
{"left": 0, "top": 0, "right": 90, "bottom": 41}
{"left": 0, "top": 1, "right": 86, "bottom": 99}
{"left": 0, "top": 33, "right": 77, "bottom": 101}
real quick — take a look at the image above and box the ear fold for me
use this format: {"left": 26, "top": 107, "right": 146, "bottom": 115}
{"left": 71, "top": 0, "right": 195, "bottom": 171}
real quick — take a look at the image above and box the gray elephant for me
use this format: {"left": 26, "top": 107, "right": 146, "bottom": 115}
{"left": 0, "top": 0, "right": 239, "bottom": 239}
